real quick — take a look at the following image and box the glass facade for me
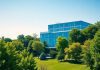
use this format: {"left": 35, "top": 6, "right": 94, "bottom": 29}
{"left": 40, "top": 21, "right": 90, "bottom": 48}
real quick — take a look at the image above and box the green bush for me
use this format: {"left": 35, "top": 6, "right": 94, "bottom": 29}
{"left": 50, "top": 50, "right": 57, "bottom": 58}
{"left": 57, "top": 52, "right": 65, "bottom": 61}
{"left": 39, "top": 52, "right": 46, "bottom": 60}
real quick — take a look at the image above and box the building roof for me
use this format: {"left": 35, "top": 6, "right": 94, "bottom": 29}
{"left": 48, "top": 20, "right": 90, "bottom": 26}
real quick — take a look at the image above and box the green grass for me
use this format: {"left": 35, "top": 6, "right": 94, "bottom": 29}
{"left": 35, "top": 58, "right": 89, "bottom": 70}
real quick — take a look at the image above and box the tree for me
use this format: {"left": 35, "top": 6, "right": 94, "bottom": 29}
{"left": 17, "top": 34, "right": 25, "bottom": 42}
{"left": 56, "top": 51, "right": 65, "bottom": 61}
{"left": 27, "top": 40, "right": 34, "bottom": 52}
{"left": 66, "top": 43, "right": 82, "bottom": 62}
{"left": 0, "top": 40, "right": 19, "bottom": 70}
{"left": 43, "top": 41, "right": 48, "bottom": 48}
{"left": 83, "top": 30, "right": 100, "bottom": 70}
{"left": 69, "top": 29, "right": 85, "bottom": 44}
{"left": 18, "top": 49, "right": 37, "bottom": 70}
{"left": 24, "top": 35, "right": 34, "bottom": 47}
{"left": 43, "top": 41, "right": 48, "bottom": 53}
{"left": 32, "top": 41, "right": 44, "bottom": 56}
{"left": 0, "top": 40, "right": 37, "bottom": 70}
{"left": 4, "top": 38, "right": 12, "bottom": 42}
{"left": 39, "top": 52, "right": 46, "bottom": 60}
{"left": 11, "top": 40, "right": 24, "bottom": 52}
{"left": 83, "top": 40, "right": 94, "bottom": 70}
{"left": 50, "top": 50, "right": 57, "bottom": 58}
{"left": 95, "top": 21, "right": 100, "bottom": 30}
{"left": 82, "top": 25, "right": 98, "bottom": 40}
{"left": 92, "top": 30, "right": 100, "bottom": 70}
{"left": 56, "top": 37, "right": 68, "bottom": 61}
{"left": 56, "top": 36, "right": 68, "bottom": 53}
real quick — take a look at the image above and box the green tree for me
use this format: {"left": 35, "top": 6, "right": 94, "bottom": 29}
{"left": 39, "top": 52, "right": 46, "bottom": 60}
{"left": 66, "top": 43, "right": 82, "bottom": 62}
{"left": 18, "top": 49, "right": 37, "bottom": 70}
{"left": 24, "top": 35, "right": 34, "bottom": 47}
{"left": 0, "top": 40, "right": 37, "bottom": 70}
{"left": 69, "top": 29, "right": 85, "bottom": 44}
{"left": 43, "top": 41, "right": 48, "bottom": 53}
{"left": 17, "top": 34, "right": 25, "bottom": 42}
{"left": 0, "top": 40, "right": 19, "bottom": 70}
{"left": 83, "top": 30, "right": 100, "bottom": 70}
{"left": 83, "top": 40, "right": 94, "bottom": 70}
{"left": 4, "top": 38, "right": 12, "bottom": 42}
{"left": 56, "top": 37, "right": 68, "bottom": 61}
{"left": 56, "top": 36, "right": 68, "bottom": 53}
{"left": 32, "top": 41, "right": 44, "bottom": 56}
{"left": 11, "top": 40, "right": 24, "bottom": 52}
{"left": 82, "top": 25, "right": 98, "bottom": 40}
{"left": 56, "top": 51, "right": 65, "bottom": 61}
{"left": 95, "top": 21, "right": 100, "bottom": 30}
{"left": 92, "top": 30, "right": 100, "bottom": 70}
{"left": 50, "top": 50, "right": 57, "bottom": 58}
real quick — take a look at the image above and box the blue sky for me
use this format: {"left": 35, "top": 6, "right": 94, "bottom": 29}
{"left": 0, "top": 0, "right": 100, "bottom": 39}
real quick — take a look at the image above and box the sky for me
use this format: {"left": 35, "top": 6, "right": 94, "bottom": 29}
{"left": 0, "top": 0, "right": 100, "bottom": 39}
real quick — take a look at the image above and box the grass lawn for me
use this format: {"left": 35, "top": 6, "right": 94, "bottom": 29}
{"left": 35, "top": 58, "right": 89, "bottom": 70}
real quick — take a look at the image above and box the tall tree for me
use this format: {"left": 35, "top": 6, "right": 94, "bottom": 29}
{"left": 56, "top": 36, "right": 68, "bottom": 53}
{"left": 66, "top": 43, "right": 82, "bottom": 62}
{"left": 69, "top": 29, "right": 85, "bottom": 44}
{"left": 82, "top": 25, "right": 98, "bottom": 40}
{"left": 32, "top": 41, "right": 44, "bottom": 56}
{"left": 4, "top": 38, "right": 12, "bottom": 42}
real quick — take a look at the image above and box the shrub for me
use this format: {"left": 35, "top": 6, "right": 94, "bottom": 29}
{"left": 57, "top": 52, "right": 65, "bottom": 61}
{"left": 39, "top": 52, "right": 46, "bottom": 60}
{"left": 65, "top": 43, "right": 82, "bottom": 62}
{"left": 50, "top": 50, "right": 57, "bottom": 58}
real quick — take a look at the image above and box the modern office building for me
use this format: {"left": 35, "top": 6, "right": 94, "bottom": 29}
{"left": 40, "top": 21, "right": 90, "bottom": 48}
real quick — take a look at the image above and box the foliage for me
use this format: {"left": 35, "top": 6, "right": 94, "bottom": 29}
{"left": 18, "top": 49, "right": 37, "bottom": 70}
{"left": 43, "top": 41, "right": 48, "bottom": 53}
{"left": 50, "top": 50, "right": 57, "bottom": 58}
{"left": 0, "top": 40, "right": 19, "bottom": 70}
{"left": 4, "top": 38, "right": 12, "bottom": 42}
{"left": 82, "top": 25, "right": 98, "bottom": 40}
{"left": 17, "top": 34, "right": 25, "bottom": 42}
{"left": 83, "top": 30, "right": 100, "bottom": 70}
{"left": 0, "top": 40, "right": 37, "bottom": 70}
{"left": 32, "top": 41, "right": 44, "bottom": 56}
{"left": 39, "top": 52, "right": 46, "bottom": 60}
{"left": 69, "top": 29, "right": 85, "bottom": 44}
{"left": 24, "top": 35, "right": 34, "bottom": 47}
{"left": 83, "top": 40, "right": 94, "bottom": 70}
{"left": 17, "top": 34, "right": 37, "bottom": 47}
{"left": 92, "top": 30, "right": 100, "bottom": 70}
{"left": 27, "top": 40, "right": 34, "bottom": 52}
{"left": 56, "top": 52, "right": 65, "bottom": 61}
{"left": 56, "top": 36, "right": 68, "bottom": 53}
{"left": 65, "top": 43, "right": 82, "bottom": 62}
{"left": 95, "top": 21, "right": 100, "bottom": 30}
{"left": 43, "top": 41, "right": 48, "bottom": 48}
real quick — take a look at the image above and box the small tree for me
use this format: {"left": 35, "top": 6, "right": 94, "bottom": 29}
{"left": 92, "top": 30, "right": 100, "bottom": 70}
{"left": 66, "top": 43, "right": 82, "bottom": 62}
{"left": 83, "top": 40, "right": 95, "bottom": 70}
{"left": 50, "top": 50, "right": 57, "bottom": 58}
{"left": 39, "top": 52, "right": 46, "bottom": 60}
{"left": 32, "top": 41, "right": 44, "bottom": 56}
{"left": 69, "top": 29, "right": 85, "bottom": 44}
{"left": 56, "top": 36, "right": 68, "bottom": 53}
{"left": 56, "top": 52, "right": 65, "bottom": 61}
{"left": 56, "top": 37, "right": 68, "bottom": 61}
{"left": 18, "top": 50, "right": 37, "bottom": 70}
{"left": 4, "top": 38, "right": 12, "bottom": 42}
